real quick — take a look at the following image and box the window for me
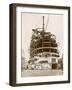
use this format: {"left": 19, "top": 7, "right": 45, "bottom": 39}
{"left": 52, "top": 58, "right": 56, "bottom": 63}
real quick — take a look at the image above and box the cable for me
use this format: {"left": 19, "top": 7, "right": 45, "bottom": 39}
{"left": 45, "top": 15, "right": 49, "bottom": 30}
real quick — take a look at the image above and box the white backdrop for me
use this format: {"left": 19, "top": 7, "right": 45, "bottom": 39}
{"left": 0, "top": 0, "right": 72, "bottom": 90}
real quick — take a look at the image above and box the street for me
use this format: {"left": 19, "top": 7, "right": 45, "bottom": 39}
{"left": 21, "top": 69, "right": 63, "bottom": 77}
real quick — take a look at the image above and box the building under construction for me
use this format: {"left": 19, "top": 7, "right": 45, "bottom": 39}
{"left": 28, "top": 16, "right": 63, "bottom": 70}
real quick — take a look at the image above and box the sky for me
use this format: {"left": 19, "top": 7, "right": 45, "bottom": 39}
{"left": 21, "top": 13, "right": 64, "bottom": 61}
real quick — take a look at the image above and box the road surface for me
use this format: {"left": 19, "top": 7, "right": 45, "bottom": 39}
{"left": 21, "top": 69, "right": 63, "bottom": 77}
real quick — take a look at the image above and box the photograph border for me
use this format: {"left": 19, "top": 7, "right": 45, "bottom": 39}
{"left": 9, "top": 3, "right": 70, "bottom": 86}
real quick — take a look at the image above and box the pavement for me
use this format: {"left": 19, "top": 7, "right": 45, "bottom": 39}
{"left": 21, "top": 69, "right": 63, "bottom": 77}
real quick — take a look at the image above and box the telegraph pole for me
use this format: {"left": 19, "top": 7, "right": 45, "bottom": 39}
{"left": 42, "top": 16, "right": 45, "bottom": 56}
